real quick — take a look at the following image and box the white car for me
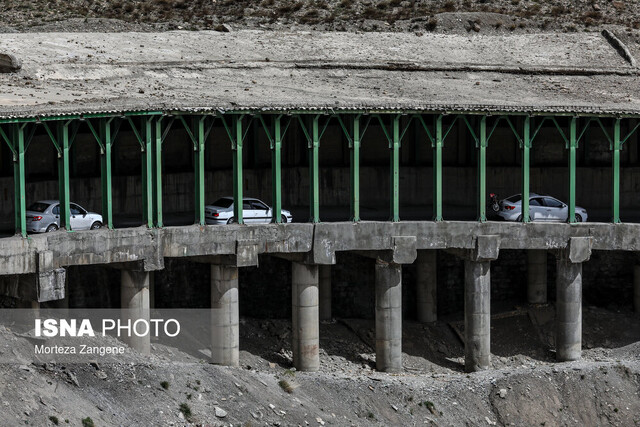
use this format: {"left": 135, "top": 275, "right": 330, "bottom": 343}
{"left": 496, "top": 193, "right": 588, "bottom": 222}
{"left": 205, "top": 197, "right": 293, "bottom": 225}
{"left": 25, "top": 200, "right": 103, "bottom": 233}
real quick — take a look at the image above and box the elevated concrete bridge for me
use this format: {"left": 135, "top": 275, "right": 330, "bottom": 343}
{"left": 0, "top": 30, "right": 639, "bottom": 372}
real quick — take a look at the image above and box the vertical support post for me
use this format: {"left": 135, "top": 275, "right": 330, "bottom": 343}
{"left": 568, "top": 117, "right": 577, "bottom": 223}
{"left": 271, "top": 116, "right": 282, "bottom": 223}
{"left": 154, "top": 118, "right": 163, "bottom": 228}
{"left": 13, "top": 124, "right": 27, "bottom": 237}
{"left": 477, "top": 116, "right": 487, "bottom": 222}
{"left": 211, "top": 264, "right": 239, "bottom": 366}
{"left": 464, "top": 259, "right": 491, "bottom": 372}
{"left": 612, "top": 118, "right": 621, "bottom": 223}
{"left": 309, "top": 116, "right": 320, "bottom": 223}
{"left": 521, "top": 116, "right": 531, "bottom": 223}
{"left": 319, "top": 265, "right": 332, "bottom": 321}
{"left": 100, "top": 119, "right": 114, "bottom": 229}
{"left": 121, "top": 269, "right": 150, "bottom": 355}
{"left": 375, "top": 259, "right": 403, "bottom": 373}
{"left": 556, "top": 257, "right": 582, "bottom": 361}
{"left": 416, "top": 250, "right": 437, "bottom": 323}
{"left": 58, "top": 122, "right": 71, "bottom": 231}
{"left": 633, "top": 264, "right": 640, "bottom": 315}
{"left": 527, "top": 250, "right": 547, "bottom": 304}
{"left": 292, "top": 262, "right": 320, "bottom": 371}
{"left": 232, "top": 115, "right": 244, "bottom": 224}
{"left": 350, "top": 115, "right": 361, "bottom": 222}
{"left": 433, "top": 115, "right": 443, "bottom": 221}
{"left": 195, "top": 117, "right": 206, "bottom": 225}
{"left": 142, "top": 118, "right": 154, "bottom": 228}
{"left": 390, "top": 115, "right": 400, "bottom": 222}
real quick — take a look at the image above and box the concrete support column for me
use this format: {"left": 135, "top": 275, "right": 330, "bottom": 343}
{"left": 319, "top": 265, "right": 332, "bottom": 321}
{"left": 416, "top": 250, "right": 437, "bottom": 323}
{"left": 527, "top": 250, "right": 547, "bottom": 304}
{"left": 149, "top": 271, "right": 155, "bottom": 310}
{"left": 292, "top": 262, "right": 320, "bottom": 371}
{"left": 556, "top": 258, "right": 582, "bottom": 361}
{"left": 211, "top": 264, "right": 240, "bottom": 366}
{"left": 121, "top": 269, "right": 150, "bottom": 355}
{"left": 634, "top": 265, "right": 640, "bottom": 315}
{"left": 464, "top": 259, "right": 491, "bottom": 372}
{"left": 375, "top": 260, "right": 403, "bottom": 373}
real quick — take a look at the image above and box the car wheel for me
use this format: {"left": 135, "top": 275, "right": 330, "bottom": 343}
{"left": 281, "top": 215, "right": 287, "bottom": 224}
{"left": 575, "top": 214, "right": 583, "bottom": 222}
{"left": 227, "top": 217, "right": 235, "bottom": 225}
{"left": 46, "top": 224, "right": 58, "bottom": 232}
{"left": 90, "top": 221, "right": 103, "bottom": 230}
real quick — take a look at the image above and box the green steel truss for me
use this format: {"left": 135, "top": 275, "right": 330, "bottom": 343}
{"left": 0, "top": 111, "right": 639, "bottom": 237}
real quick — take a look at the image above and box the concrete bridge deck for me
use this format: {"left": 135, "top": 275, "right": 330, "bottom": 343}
{"left": 0, "top": 221, "right": 636, "bottom": 276}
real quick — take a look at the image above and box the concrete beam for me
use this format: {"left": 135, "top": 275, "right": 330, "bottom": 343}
{"left": 292, "top": 262, "right": 320, "bottom": 371}
{"left": 121, "top": 269, "right": 150, "bottom": 355}
{"left": 211, "top": 264, "right": 239, "bottom": 366}
{"left": 375, "top": 260, "right": 403, "bottom": 373}
{"left": 464, "top": 259, "right": 491, "bottom": 372}
{"left": 527, "top": 250, "right": 547, "bottom": 304}
{"left": 416, "top": 250, "right": 437, "bottom": 323}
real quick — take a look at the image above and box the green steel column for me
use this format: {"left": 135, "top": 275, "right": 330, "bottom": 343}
{"left": 433, "top": 115, "right": 443, "bottom": 221}
{"left": 568, "top": 117, "right": 577, "bottom": 223}
{"left": 612, "top": 118, "right": 621, "bottom": 223}
{"left": 58, "top": 123, "right": 71, "bottom": 231}
{"left": 390, "top": 115, "right": 400, "bottom": 222}
{"left": 13, "top": 125, "right": 27, "bottom": 237}
{"left": 477, "top": 116, "right": 487, "bottom": 222}
{"left": 350, "top": 115, "right": 360, "bottom": 222}
{"left": 232, "top": 116, "right": 244, "bottom": 224}
{"left": 522, "top": 116, "right": 531, "bottom": 223}
{"left": 142, "top": 118, "right": 153, "bottom": 228}
{"left": 100, "top": 119, "right": 114, "bottom": 229}
{"left": 272, "top": 116, "right": 282, "bottom": 223}
{"left": 309, "top": 116, "right": 320, "bottom": 223}
{"left": 154, "top": 118, "right": 163, "bottom": 228}
{"left": 195, "top": 118, "right": 206, "bottom": 226}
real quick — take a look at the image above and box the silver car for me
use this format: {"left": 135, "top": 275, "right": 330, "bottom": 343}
{"left": 26, "top": 200, "right": 103, "bottom": 233}
{"left": 496, "top": 193, "right": 588, "bottom": 222}
{"left": 205, "top": 197, "right": 293, "bottom": 225}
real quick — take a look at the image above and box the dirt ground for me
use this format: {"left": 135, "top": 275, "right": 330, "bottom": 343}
{"left": 1, "top": 0, "right": 640, "bottom": 35}
{"left": 0, "top": 304, "right": 638, "bottom": 426}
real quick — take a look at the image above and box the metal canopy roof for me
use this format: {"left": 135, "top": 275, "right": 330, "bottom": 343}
{"left": 0, "top": 30, "right": 638, "bottom": 119}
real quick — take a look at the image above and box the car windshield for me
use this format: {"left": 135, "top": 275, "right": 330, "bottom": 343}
{"left": 506, "top": 195, "right": 521, "bottom": 203}
{"left": 210, "top": 198, "right": 233, "bottom": 208}
{"left": 27, "top": 202, "right": 50, "bottom": 213}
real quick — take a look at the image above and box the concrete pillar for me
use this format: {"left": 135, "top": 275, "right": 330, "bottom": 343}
{"left": 319, "top": 265, "right": 332, "bottom": 321}
{"left": 121, "top": 269, "right": 150, "bottom": 355}
{"left": 634, "top": 265, "right": 640, "bottom": 315}
{"left": 149, "top": 271, "right": 155, "bottom": 310}
{"left": 464, "top": 260, "right": 491, "bottom": 372}
{"left": 527, "top": 250, "right": 547, "bottom": 304}
{"left": 556, "top": 258, "right": 582, "bottom": 361}
{"left": 416, "top": 250, "right": 437, "bottom": 323}
{"left": 375, "top": 260, "right": 403, "bottom": 373}
{"left": 211, "top": 264, "right": 239, "bottom": 366}
{"left": 292, "top": 262, "right": 320, "bottom": 371}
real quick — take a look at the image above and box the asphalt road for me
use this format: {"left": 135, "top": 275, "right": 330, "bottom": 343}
{"left": 0, "top": 204, "right": 631, "bottom": 239}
